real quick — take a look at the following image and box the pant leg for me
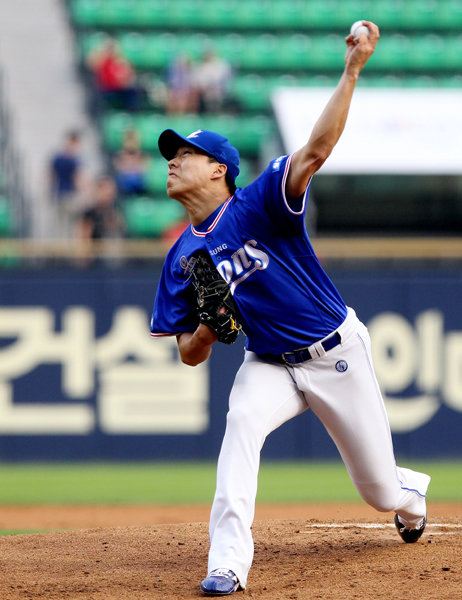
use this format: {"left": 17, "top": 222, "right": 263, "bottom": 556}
{"left": 207, "top": 351, "right": 307, "bottom": 588}
{"left": 292, "top": 311, "right": 430, "bottom": 528}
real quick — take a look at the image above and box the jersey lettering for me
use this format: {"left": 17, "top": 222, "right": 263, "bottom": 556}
{"left": 217, "top": 240, "right": 269, "bottom": 292}
{"left": 272, "top": 155, "right": 284, "bottom": 171}
{"left": 231, "top": 247, "right": 252, "bottom": 275}
{"left": 244, "top": 240, "right": 269, "bottom": 270}
{"left": 210, "top": 244, "right": 228, "bottom": 256}
{"left": 217, "top": 260, "right": 234, "bottom": 284}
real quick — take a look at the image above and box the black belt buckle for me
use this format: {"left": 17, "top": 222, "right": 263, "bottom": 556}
{"left": 281, "top": 351, "right": 297, "bottom": 366}
{"left": 281, "top": 347, "right": 312, "bottom": 365}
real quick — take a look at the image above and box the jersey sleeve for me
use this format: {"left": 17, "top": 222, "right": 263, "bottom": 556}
{"left": 238, "top": 154, "right": 312, "bottom": 235}
{"left": 150, "top": 250, "right": 198, "bottom": 338}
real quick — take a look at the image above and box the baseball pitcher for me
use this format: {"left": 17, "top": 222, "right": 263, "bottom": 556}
{"left": 151, "top": 21, "right": 430, "bottom": 596}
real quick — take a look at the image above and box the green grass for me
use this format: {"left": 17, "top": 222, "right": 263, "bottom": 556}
{"left": 0, "top": 460, "right": 460, "bottom": 505}
{"left": 0, "top": 529, "right": 50, "bottom": 536}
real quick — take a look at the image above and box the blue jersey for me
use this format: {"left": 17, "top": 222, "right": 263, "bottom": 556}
{"left": 151, "top": 154, "right": 347, "bottom": 355}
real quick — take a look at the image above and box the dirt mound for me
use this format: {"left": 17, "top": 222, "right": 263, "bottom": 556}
{"left": 0, "top": 504, "right": 460, "bottom": 599}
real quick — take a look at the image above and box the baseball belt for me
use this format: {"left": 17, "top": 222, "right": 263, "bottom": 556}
{"left": 258, "top": 331, "right": 342, "bottom": 366}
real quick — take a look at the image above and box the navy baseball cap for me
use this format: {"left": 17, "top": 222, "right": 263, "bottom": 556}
{"left": 158, "top": 128, "right": 240, "bottom": 181}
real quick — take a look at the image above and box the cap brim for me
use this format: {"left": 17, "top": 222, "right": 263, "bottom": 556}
{"left": 158, "top": 129, "right": 206, "bottom": 161}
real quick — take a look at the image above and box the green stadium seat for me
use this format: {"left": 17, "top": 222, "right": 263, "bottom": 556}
{"left": 231, "top": 72, "right": 344, "bottom": 112}
{"left": 102, "top": 112, "right": 134, "bottom": 150}
{"left": 358, "top": 75, "right": 405, "bottom": 88}
{"left": 410, "top": 35, "right": 447, "bottom": 71}
{"left": 82, "top": 31, "right": 462, "bottom": 75}
{"left": 233, "top": 1, "right": 274, "bottom": 29}
{"left": 365, "top": 0, "right": 402, "bottom": 29}
{"left": 235, "top": 158, "right": 254, "bottom": 187}
{"left": 303, "top": 35, "right": 345, "bottom": 70}
{"left": 281, "top": 34, "right": 316, "bottom": 71}
{"left": 231, "top": 74, "right": 270, "bottom": 112}
{"left": 123, "top": 197, "right": 185, "bottom": 237}
{"left": 265, "top": 0, "right": 304, "bottom": 30}
{"left": 370, "top": 34, "right": 413, "bottom": 70}
{"left": 103, "top": 112, "right": 275, "bottom": 157}
{"left": 79, "top": 31, "right": 109, "bottom": 59}
{"left": 145, "top": 161, "right": 168, "bottom": 194}
{"left": 71, "top": 0, "right": 462, "bottom": 33}
{"left": 245, "top": 34, "right": 282, "bottom": 70}
{"left": 71, "top": 0, "right": 100, "bottom": 27}
{"left": 99, "top": 0, "right": 135, "bottom": 27}
{"left": 400, "top": 0, "right": 440, "bottom": 29}
{"left": 73, "top": 0, "right": 462, "bottom": 204}
{"left": 441, "top": 36, "right": 462, "bottom": 70}
{"left": 439, "top": 0, "right": 462, "bottom": 29}
{"left": 129, "top": 0, "right": 168, "bottom": 26}
{"left": 217, "top": 34, "right": 248, "bottom": 67}
{"left": 118, "top": 32, "right": 172, "bottom": 69}
{"left": 406, "top": 75, "right": 439, "bottom": 88}
{"left": 298, "top": 0, "right": 340, "bottom": 29}
{"left": 331, "top": 0, "right": 368, "bottom": 28}
{"left": 0, "top": 197, "right": 13, "bottom": 236}
{"left": 167, "top": 0, "right": 205, "bottom": 28}
{"left": 303, "top": 74, "right": 339, "bottom": 87}
{"left": 201, "top": 2, "right": 238, "bottom": 29}
{"left": 441, "top": 74, "right": 462, "bottom": 88}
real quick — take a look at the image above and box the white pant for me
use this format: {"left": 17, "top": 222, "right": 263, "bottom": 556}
{"left": 207, "top": 308, "right": 430, "bottom": 588}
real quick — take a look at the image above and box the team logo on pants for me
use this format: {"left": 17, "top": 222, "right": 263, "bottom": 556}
{"left": 335, "top": 360, "right": 348, "bottom": 372}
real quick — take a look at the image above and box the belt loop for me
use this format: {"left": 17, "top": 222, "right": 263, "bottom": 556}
{"left": 310, "top": 341, "right": 326, "bottom": 358}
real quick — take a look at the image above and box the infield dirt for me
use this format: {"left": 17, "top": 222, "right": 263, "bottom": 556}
{"left": 0, "top": 502, "right": 460, "bottom": 599}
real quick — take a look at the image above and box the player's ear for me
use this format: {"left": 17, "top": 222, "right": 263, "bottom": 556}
{"left": 210, "top": 163, "right": 228, "bottom": 181}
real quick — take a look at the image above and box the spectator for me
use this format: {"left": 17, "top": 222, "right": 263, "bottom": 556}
{"left": 87, "top": 39, "right": 141, "bottom": 111}
{"left": 49, "top": 130, "right": 87, "bottom": 238}
{"left": 77, "top": 175, "right": 125, "bottom": 241}
{"left": 193, "top": 50, "right": 233, "bottom": 113}
{"left": 165, "top": 53, "right": 198, "bottom": 114}
{"left": 113, "top": 129, "right": 149, "bottom": 197}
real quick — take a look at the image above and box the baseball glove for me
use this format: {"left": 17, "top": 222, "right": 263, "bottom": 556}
{"left": 189, "top": 251, "right": 241, "bottom": 345}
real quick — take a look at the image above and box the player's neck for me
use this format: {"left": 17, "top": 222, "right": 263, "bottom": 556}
{"left": 181, "top": 189, "right": 230, "bottom": 227}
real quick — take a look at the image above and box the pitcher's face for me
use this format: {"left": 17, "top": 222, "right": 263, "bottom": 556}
{"left": 166, "top": 146, "right": 218, "bottom": 199}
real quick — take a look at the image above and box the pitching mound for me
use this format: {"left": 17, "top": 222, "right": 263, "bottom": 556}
{"left": 0, "top": 504, "right": 460, "bottom": 599}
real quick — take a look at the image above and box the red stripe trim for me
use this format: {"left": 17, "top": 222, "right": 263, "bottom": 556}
{"left": 191, "top": 196, "right": 233, "bottom": 237}
{"left": 150, "top": 332, "right": 176, "bottom": 338}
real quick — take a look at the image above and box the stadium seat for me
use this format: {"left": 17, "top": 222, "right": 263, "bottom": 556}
{"left": 71, "top": 0, "right": 99, "bottom": 27}
{"left": 231, "top": 74, "right": 270, "bottom": 112}
{"left": 122, "top": 197, "right": 185, "bottom": 237}
{"left": 370, "top": 35, "right": 413, "bottom": 70}
{"left": 71, "top": 0, "right": 462, "bottom": 33}
{"left": 0, "top": 196, "right": 13, "bottom": 236}
{"left": 400, "top": 0, "right": 442, "bottom": 29}
{"left": 301, "top": 35, "right": 344, "bottom": 70}
{"left": 69, "top": 0, "right": 462, "bottom": 242}
{"left": 145, "top": 161, "right": 168, "bottom": 194}
{"left": 102, "top": 113, "right": 275, "bottom": 157}
{"left": 410, "top": 35, "right": 447, "bottom": 71}
{"left": 439, "top": 0, "right": 462, "bottom": 29}
{"left": 82, "top": 30, "right": 462, "bottom": 75}
{"left": 102, "top": 112, "right": 133, "bottom": 150}
{"left": 441, "top": 36, "right": 462, "bottom": 70}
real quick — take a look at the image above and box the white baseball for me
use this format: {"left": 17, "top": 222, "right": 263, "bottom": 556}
{"left": 350, "top": 21, "right": 369, "bottom": 39}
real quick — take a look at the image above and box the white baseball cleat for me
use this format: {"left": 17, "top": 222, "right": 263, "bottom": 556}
{"left": 200, "top": 568, "right": 240, "bottom": 596}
